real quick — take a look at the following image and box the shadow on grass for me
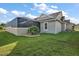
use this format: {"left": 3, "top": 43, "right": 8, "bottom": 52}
{"left": 0, "top": 41, "right": 18, "bottom": 56}
{"left": 0, "top": 31, "right": 18, "bottom": 46}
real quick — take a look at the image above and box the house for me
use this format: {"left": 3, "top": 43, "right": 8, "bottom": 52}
{"left": 36, "top": 11, "right": 67, "bottom": 34}
{"left": 6, "top": 11, "right": 75, "bottom": 36}
{"left": 36, "top": 11, "right": 75, "bottom": 33}
{"left": 64, "top": 20, "right": 75, "bottom": 31}
{"left": 74, "top": 24, "right": 79, "bottom": 31}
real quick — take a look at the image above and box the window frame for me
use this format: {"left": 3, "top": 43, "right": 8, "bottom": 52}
{"left": 44, "top": 22, "right": 48, "bottom": 31}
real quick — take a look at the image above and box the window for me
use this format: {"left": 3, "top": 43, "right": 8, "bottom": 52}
{"left": 45, "top": 22, "right": 47, "bottom": 30}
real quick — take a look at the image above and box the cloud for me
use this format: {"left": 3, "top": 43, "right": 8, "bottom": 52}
{"left": 46, "top": 9, "right": 69, "bottom": 18}
{"left": 46, "top": 8, "right": 59, "bottom": 14}
{"left": 0, "top": 8, "right": 8, "bottom": 14}
{"left": 51, "top": 5, "right": 58, "bottom": 9}
{"left": 33, "top": 3, "right": 59, "bottom": 15}
{"left": 34, "top": 3, "right": 38, "bottom": 7}
{"left": 11, "top": 10, "right": 26, "bottom": 16}
{"left": 33, "top": 3, "right": 59, "bottom": 14}
{"left": 67, "top": 17, "right": 79, "bottom": 24}
{"left": 62, "top": 11, "right": 68, "bottom": 18}
{"left": 46, "top": 8, "right": 68, "bottom": 17}
{"left": 61, "top": 11, "right": 79, "bottom": 24}
{"left": 33, "top": 3, "right": 58, "bottom": 10}
{"left": 26, "top": 13, "right": 38, "bottom": 19}
{"left": 33, "top": 3, "right": 48, "bottom": 11}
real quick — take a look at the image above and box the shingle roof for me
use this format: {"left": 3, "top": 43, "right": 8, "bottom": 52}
{"left": 49, "top": 11, "right": 62, "bottom": 19}
{"left": 36, "top": 11, "right": 62, "bottom": 22}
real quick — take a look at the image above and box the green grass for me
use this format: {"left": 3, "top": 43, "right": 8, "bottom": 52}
{"left": 0, "top": 31, "right": 79, "bottom": 56}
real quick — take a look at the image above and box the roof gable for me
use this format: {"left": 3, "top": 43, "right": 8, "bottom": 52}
{"left": 49, "top": 11, "right": 62, "bottom": 19}
{"left": 36, "top": 11, "right": 63, "bottom": 22}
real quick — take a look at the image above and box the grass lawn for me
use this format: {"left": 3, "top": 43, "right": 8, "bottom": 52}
{"left": 0, "top": 31, "right": 79, "bottom": 56}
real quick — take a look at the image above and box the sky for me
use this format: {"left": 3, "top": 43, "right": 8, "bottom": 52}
{"left": 0, "top": 3, "right": 79, "bottom": 24}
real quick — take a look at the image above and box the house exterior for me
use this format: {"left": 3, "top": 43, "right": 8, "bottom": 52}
{"left": 36, "top": 11, "right": 66, "bottom": 34}
{"left": 6, "top": 11, "right": 75, "bottom": 36}
{"left": 64, "top": 20, "right": 75, "bottom": 31}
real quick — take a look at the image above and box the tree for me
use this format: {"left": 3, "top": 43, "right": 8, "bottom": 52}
{"left": 0, "top": 23, "right": 5, "bottom": 27}
{"left": 0, "top": 26, "right": 3, "bottom": 30}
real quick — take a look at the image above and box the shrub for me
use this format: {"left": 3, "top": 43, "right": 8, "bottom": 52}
{"left": 65, "top": 29, "right": 72, "bottom": 32}
{"left": 0, "top": 23, "right": 5, "bottom": 27}
{"left": 28, "top": 26, "right": 39, "bottom": 35}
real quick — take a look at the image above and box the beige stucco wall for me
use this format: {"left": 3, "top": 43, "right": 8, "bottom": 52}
{"left": 55, "top": 21, "right": 62, "bottom": 33}
{"left": 17, "top": 28, "right": 28, "bottom": 36}
{"left": 61, "top": 23, "right": 66, "bottom": 31}
{"left": 47, "top": 21, "right": 55, "bottom": 33}
{"left": 40, "top": 22, "right": 44, "bottom": 33}
{"left": 40, "top": 21, "right": 55, "bottom": 33}
{"left": 6, "top": 27, "right": 18, "bottom": 35}
{"left": 6, "top": 27, "right": 28, "bottom": 36}
{"left": 40, "top": 21, "right": 62, "bottom": 34}
{"left": 66, "top": 23, "right": 73, "bottom": 30}
{"left": 64, "top": 23, "right": 67, "bottom": 31}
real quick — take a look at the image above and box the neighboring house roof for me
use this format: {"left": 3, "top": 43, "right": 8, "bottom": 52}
{"left": 74, "top": 24, "right": 79, "bottom": 27}
{"left": 76, "top": 24, "right": 79, "bottom": 25}
{"left": 6, "top": 17, "right": 40, "bottom": 28}
{"left": 64, "top": 20, "right": 75, "bottom": 26}
{"left": 64, "top": 20, "right": 70, "bottom": 23}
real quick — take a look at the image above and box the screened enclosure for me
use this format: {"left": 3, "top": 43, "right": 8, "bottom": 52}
{"left": 6, "top": 17, "right": 40, "bottom": 28}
